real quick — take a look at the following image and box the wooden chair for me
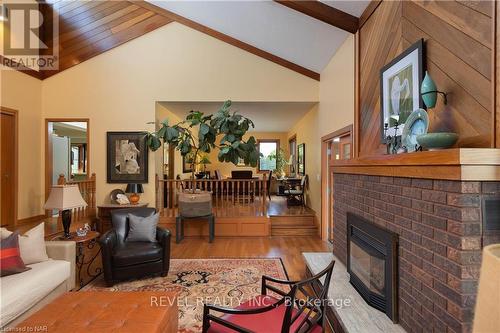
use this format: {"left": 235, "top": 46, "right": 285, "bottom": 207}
{"left": 284, "top": 175, "right": 308, "bottom": 207}
{"left": 202, "top": 260, "right": 335, "bottom": 333}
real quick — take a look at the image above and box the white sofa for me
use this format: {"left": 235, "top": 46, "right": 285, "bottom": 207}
{"left": 0, "top": 241, "right": 75, "bottom": 328}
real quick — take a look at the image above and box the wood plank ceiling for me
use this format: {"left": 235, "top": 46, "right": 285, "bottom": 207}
{"left": 41, "top": 0, "right": 172, "bottom": 78}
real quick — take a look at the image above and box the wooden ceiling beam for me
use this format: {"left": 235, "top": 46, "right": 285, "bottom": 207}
{"left": 274, "top": 0, "right": 359, "bottom": 34}
{"left": 133, "top": 1, "right": 320, "bottom": 81}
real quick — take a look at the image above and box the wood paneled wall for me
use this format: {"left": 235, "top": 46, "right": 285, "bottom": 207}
{"left": 358, "top": 0, "right": 494, "bottom": 157}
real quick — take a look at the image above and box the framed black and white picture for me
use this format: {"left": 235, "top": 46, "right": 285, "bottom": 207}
{"left": 107, "top": 132, "right": 148, "bottom": 183}
{"left": 297, "top": 143, "right": 305, "bottom": 176}
{"left": 380, "top": 39, "right": 424, "bottom": 142}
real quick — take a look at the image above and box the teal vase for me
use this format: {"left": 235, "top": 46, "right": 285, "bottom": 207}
{"left": 421, "top": 71, "right": 437, "bottom": 108}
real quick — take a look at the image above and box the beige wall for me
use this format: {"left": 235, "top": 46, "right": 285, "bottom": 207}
{"left": 1, "top": 68, "right": 43, "bottom": 219}
{"left": 287, "top": 35, "right": 355, "bottom": 219}
{"left": 40, "top": 22, "right": 319, "bottom": 207}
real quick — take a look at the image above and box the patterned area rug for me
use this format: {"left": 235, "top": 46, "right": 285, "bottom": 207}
{"left": 83, "top": 258, "right": 288, "bottom": 332}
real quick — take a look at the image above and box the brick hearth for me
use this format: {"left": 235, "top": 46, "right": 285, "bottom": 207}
{"left": 333, "top": 174, "right": 500, "bottom": 333}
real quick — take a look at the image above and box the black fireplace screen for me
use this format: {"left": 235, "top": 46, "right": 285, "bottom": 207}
{"left": 347, "top": 213, "right": 398, "bottom": 322}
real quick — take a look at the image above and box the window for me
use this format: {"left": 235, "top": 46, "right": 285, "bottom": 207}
{"left": 258, "top": 140, "right": 279, "bottom": 172}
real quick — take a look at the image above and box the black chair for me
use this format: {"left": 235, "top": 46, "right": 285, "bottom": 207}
{"left": 99, "top": 208, "right": 171, "bottom": 287}
{"left": 284, "top": 175, "right": 308, "bottom": 206}
{"left": 231, "top": 170, "right": 253, "bottom": 179}
{"left": 267, "top": 170, "right": 273, "bottom": 201}
{"left": 202, "top": 260, "right": 335, "bottom": 333}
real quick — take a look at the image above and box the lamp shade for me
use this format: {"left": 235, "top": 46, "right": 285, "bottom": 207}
{"left": 473, "top": 244, "right": 500, "bottom": 332}
{"left": 126, "top": 183, "right": 144, "bottom": 194}
{"left": 421, "top": 71, "right": 437, "bottom": 108}
{"left": 44, "top": 185, "right": 87, "bottom": 210}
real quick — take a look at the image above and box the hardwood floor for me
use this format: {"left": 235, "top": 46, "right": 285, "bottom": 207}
{"left": 170, "top": 236, "right": 332, "bottom": 281}
{"left": 267, "top": 195, "right": 315, "bottom": 217}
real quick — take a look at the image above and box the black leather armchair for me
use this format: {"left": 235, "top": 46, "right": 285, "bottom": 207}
{"left": 99, "top": 207, "right": 171, "bottom": 286}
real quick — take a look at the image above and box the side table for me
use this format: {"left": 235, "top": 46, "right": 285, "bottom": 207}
{"left": 51, "top": 231, "right": 102, "bottom": 290}
{"left": 97, "top": 203, "right": 148, "bottom": 233}
{"left": 176, "top": 214, "right": 215, "bottom": 243}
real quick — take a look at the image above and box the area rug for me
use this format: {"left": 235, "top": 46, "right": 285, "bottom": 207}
{"left": 83, "top": 258, "right": 288, "bottom": 332}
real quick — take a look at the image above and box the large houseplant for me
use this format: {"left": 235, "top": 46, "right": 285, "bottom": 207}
{"left": 147, "top": 100, "right": 260, "bottom": 191}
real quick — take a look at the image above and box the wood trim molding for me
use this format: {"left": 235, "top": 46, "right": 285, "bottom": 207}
{"left": 495, "top": 0, "right": 499, "bottom": 147}
{"left": 0, "top": 55, "right": 44, "bottom": 80}
{"left": 17, "top": 214, "right": 45, "bottom": 226}
{"left": 321, "top": 125, "right": 353, "bottom": 242}
{"left": 358, "top": 0, "right": 382, "bottom": 29}
{"left": 274, "top": 0, "right": 358, "bottom": 34}
{"left": 321, "top": 124, "right": 353, "bottom": 142}
{"left": 1, "top": 107, "right": 19, "bottom": 228}
{"left": 331, "top": 148, "right": 500, "bottom": 181}
{"left": 44, "top": 118, "right": 90, "bottom": 212}
{"left": 133, "top": 1, "right": 320, "bottom": 81}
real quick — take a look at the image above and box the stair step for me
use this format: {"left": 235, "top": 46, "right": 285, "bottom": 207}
{"left": 271, "top": 226, "right": 318, "bottom": 236}
{"left": 270, "top": 216, "right": 315, "bottom": 226}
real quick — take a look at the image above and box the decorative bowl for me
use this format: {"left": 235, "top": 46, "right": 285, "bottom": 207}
{"left": 416, "top": 132, "right": 458, "bottom": 150}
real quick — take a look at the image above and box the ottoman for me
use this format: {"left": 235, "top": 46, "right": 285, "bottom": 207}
{"left": 15, "top": 291, "right": 178, "bottom": 333}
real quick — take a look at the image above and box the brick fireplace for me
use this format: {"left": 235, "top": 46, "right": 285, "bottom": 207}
{"left": 333, "top": 174, "right": 500, "bottom": 333}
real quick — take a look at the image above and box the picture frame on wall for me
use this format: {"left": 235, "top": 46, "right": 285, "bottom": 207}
{"left": 297, "top": 143, "right": 305, "bottom": 176}
{"left": 107, "top": 132, "right": 148, "bottom": 183}
{"left": 380, "top": 39, "right": 424, "bottom": 143}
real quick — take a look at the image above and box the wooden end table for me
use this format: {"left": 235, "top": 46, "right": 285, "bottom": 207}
{"left": 97, "top": 203, "right": 148, "bottom": 233}
{"left": 51, "top": 231, "right": 102, "bottom": 290}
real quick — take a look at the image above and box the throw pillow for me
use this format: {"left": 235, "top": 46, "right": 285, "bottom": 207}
{"left": 126, "top": 213, "right": 159, "bottom": 242}
{"left": 0, "top": 223, "right": 49, "bottom": 265}
{"left": 0, "top": 232, "right": 31, "bottom": 277}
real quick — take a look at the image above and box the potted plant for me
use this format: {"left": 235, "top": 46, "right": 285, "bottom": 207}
{"left": 146, "top": 100, "right": 260, "bottom": 217}
{"left": 269, "top": 148, "right": 287, "bottom": 179}
{"left": 196, "top": 154, "right": 211, "bottom": 179}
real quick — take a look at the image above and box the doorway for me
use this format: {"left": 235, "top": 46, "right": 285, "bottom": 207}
{"left": 1, "top": 107, "right": 18, "bottom": 227}
{"left": 321, "top": 125, "right": 352, "bottom": 242}
{"left": 45, "top": 119, "right": 89, "bottom": 211}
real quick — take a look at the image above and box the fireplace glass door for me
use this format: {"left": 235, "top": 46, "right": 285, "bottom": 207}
{"left": 350, "top": 241, "right": 386, "bottom": 297}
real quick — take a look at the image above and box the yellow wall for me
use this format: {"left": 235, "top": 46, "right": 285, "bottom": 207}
{"left": 287, "top": 35, "right": 355, "bottom": 219}
{"left": 318, "top": 35, "right": 355, "bottom": 137}
{"left": 0, "top": 68, "right": 43, "bottom": 219}
{"left": 287, "top": 105, "right": 320, "bottom": 213}
{"left": 40, "top": 22, "right": 319, "bottom": 207}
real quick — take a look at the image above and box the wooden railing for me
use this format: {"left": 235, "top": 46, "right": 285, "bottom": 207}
{"left": 156, "top": 174, "right": 268, "bottom": 218}
{"left": 56, "top": 173, "right": 96, "bottom": 221}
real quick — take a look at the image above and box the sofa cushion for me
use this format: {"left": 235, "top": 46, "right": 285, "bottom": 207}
{"left": 126, "top": 213, "right": 158, "bottom": 243}
{"left": 0, "top": 232, "right": 31, "bottom": 277}
{"left": 0, "top": 259, "right": 70, "bottom": 326}
{"left": 1, "top": 223, "right": 49, "bottom": 265}
{"left": 112, "top": 242, "right": 162, "bottom": 267}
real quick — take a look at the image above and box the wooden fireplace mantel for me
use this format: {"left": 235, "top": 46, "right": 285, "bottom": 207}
{"left": 330, "top": 148, "right": 500, "bottom": 181}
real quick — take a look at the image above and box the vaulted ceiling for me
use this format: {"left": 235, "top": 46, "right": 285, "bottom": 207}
{"left": 3, "top": 0, "right": 371, "bottom": 80}
{"left": 42, "top": 0, "right": 172, "bottom": 78}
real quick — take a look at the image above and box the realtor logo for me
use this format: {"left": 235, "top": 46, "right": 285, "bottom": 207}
{"left": 2, "top": 2, "right": 59, "bottom": 70}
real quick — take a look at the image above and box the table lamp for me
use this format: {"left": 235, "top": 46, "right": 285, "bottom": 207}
{"left": 126, "top": 183, "right": 144, "bottom": 205}
{"left": 473, "top": 244, "right": 500, "bottom": 332}
{"left": 44, "top": 185, "right": 88, "bottom": 238}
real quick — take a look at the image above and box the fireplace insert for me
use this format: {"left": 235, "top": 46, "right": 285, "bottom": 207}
{"left": 347, "top": 213, "right": 398, "bottom": 322}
